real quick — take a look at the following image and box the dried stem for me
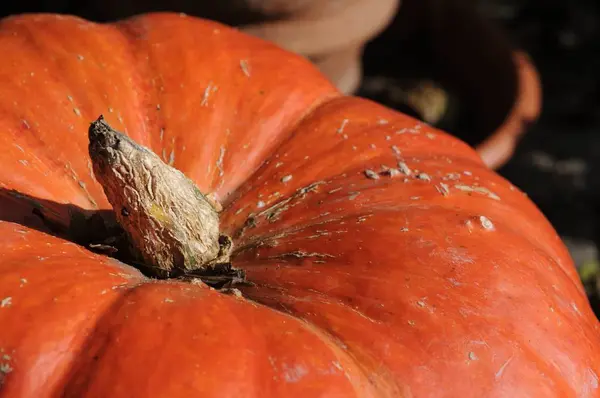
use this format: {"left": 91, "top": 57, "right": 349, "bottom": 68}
{"left": 88, "top": 116, "right": 230, "bottom": 276}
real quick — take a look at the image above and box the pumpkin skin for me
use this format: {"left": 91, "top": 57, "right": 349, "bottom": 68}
{"left": 0, "top": 12, "right": 599, "bottom": 398}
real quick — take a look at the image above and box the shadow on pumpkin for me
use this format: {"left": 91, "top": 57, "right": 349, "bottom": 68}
{"left": 0, "top": 188, "right": 247, "bottom": 287}
{"left": 0, "top": 188, "right": 168, "bottom": 279}
{"left": 0, "top": 187, "right": 120, "bottom": 247}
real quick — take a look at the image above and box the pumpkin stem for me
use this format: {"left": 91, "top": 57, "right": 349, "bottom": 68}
{"left": 88, "top": 115, "right": 231, "bottom": 277}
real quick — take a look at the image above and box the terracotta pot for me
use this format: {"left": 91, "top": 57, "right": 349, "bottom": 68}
{"left": 239, "top": 0, "right": 401, "bottom": 94}
{"left": 360, "top": 0, "right": 542, "bottom": 170}
{"left": 476, "top": 52, "right": 542, "bottom": 169}
{"left": 74, "top": 0, "right": 400, "bottom": 94}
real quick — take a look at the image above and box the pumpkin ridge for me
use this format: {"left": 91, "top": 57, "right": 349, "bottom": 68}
{"left": 55, "top": 280, "right": 396, "bottom": 397}
{"left": 56, "top": 286, "right": 142, "bottom": 396}
{"left": 217, "top": 90, "right": 342, "bottom": 209}
{"left": 114, "top": 18, "right": 168, "bottom": 156}
{"left": 226, "top": 168, "right": 571, "bottom": 281}
{"left": 112, "top": 12, "right": 343, "bottom": 203}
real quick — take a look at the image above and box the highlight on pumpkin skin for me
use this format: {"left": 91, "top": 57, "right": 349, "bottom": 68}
{"left": 87, "top": 115, "right": 231, "bottom": 276}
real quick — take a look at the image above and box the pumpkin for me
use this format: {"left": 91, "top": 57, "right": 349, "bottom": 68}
{"left": 0, "top": 12, "right": 598, "bottom": 398}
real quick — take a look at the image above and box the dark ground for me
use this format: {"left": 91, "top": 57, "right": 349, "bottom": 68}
{"left": 481, "top": 0, "right": 600, "bottom": 256}
{"left": 487, "top": 0, "right": 600, "bottom": 312}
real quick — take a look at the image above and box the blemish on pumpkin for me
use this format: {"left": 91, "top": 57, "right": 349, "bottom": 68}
{"left": 398, "top": 162, "right": 412, "bottom": 176}
{"left": 0, "top": 362, "right": 13, "bottom": 375}
{"left": 0, "top": 297, "right": 12, "bottom": 308}
{"left": 216, "top": 146, "right": 226, "bottom": 177}
{"left": 381, "top": 167, "right": 400, "bottom": 177}
{"left": 479, "top": 216, "right": 494, "bottom": 231}
{"left": 73, "top": 107, "right": 81, "bottom": 116}
{"left": 415, "top": 173, "right": 431, "bottom": 182}
{"left": 239, "top": 60, "right": 250, "bottom": 77}
{"left": 268, "top": 251, "right": 334, "bottom": 260}
{"left": 370, "top": 144, "right": 377, "bottom": 149}
{"left": 257, "top": 201, "right": 265, "bottom": 209}
{"left": 495, "top": 357, "right": 513, "bottom": 380}
{"left": 468, "top": 352, "right": 478, "bottom": 361}
{"left": 306, "top": 230, "right": 334, "bottom": 239}
{"left": 282, "top": 363, "right": 309, "bottom": 383}
{"left": 201, "top": 82, "right": 218, "bottom": 106}
{"left": 19, "top": 278, "right": 27, "bottom": 287}
{"left": 444, "top": 172, "right": 461, "bottom": 180}
{"left": 18, "top": 159, "right": 28, "bottom": 166}
{"left": 275, "top": 161, "right": 284, "bottom": 168}
{"left": 435, "top": 183, "right": 450, "bottom": 197}
{"left": 465, "top": 219, "right": 474, "bottom": 233}
{"left": 168, "top": 149, "right": 175, "bottom": 166}
{"left": 331, "top": 361, "right": 343, "bottom": 371}
{"left": 337, "top": 119, "right": 349, "bottom": 134}
{"left": 454, "top": 184, "right": 500, "bottom": 200}
{"left": 364, "top": 169, "right": 379, "bottom": 180}
{"left": 348, "top": 192, "right": 360, "bottom": 200}
{"left": 21, "top": 119, "right": 30, "bottom": 129}
{"left": 77, "top": 54, "right": 84, "bottom": 61}
{"left": 256, "top": 182, "right": 324, "bottom": 223}
{"left": 377, "top": 118, "right": 389, "bottom": 125}
{"left": 357, "top": 215, "right": 371, "bottom": 223}
{"left": 281, "top": 175, "right": 292, "bottom": 183}
{"left": 164, "top": 298, "right": 174, "bottom": 303}
{"left": 67, "top": 95, "right": 73, "bottom": 102}
{"left": 408, "top": 320, "right": 416, "bottom": 326}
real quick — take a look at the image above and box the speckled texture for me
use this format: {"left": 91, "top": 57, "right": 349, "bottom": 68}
{"left": 359, "top": 0, "right": 600, "bottom": 315}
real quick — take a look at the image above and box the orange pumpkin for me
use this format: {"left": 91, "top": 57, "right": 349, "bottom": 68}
{"left": 0, "top": 13, "right": 598, "bottom": 397}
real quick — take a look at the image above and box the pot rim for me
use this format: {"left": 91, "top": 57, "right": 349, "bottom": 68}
{"left": 475, "top": 51, "right": 542, "bottom": 170}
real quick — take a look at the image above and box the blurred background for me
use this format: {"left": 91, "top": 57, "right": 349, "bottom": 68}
{"left": 1, "top": 0, "right": 599, "bottom": 314}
